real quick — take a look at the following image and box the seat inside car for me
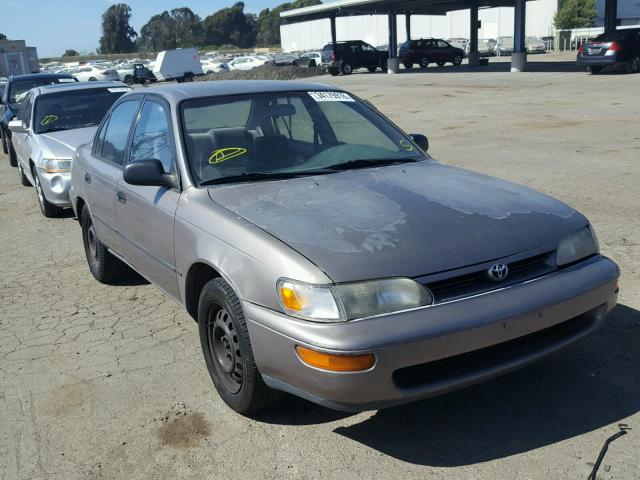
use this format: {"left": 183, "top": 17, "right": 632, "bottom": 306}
{"left": 187, "top": 127, "right": 254, "bottom": 180}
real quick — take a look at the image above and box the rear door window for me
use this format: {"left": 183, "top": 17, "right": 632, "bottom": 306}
{"left": 100, "top": 100, "right": 141, "bottom": 166}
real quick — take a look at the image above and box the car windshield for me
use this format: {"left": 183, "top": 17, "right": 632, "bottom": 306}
{"left": 9, "top": 77, "right": 76, "bottom": 105}
{"left": 34, "top": 87, "right": 128, "bottom": 134}
{"left": 181, "top": 91, "right": 427, "bottom": 186}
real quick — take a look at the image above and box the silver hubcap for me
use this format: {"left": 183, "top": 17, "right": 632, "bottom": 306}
{"left": 34, "top": 174, "right": 44, "bottom": 207}
{"left": 87, "top": 223, "right": 99, "bottom": 265}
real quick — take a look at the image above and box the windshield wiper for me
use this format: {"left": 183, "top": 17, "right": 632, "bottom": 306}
{"left": 200, "top": 169, "right": 335, "bottom": 186}
{"left": 327, "top": 158, "right": 419, "bottom": 171}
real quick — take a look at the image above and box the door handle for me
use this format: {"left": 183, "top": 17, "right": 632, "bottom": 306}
{"left": 116, "top": 191, "right": 127, "bottom": 204}
{"left": 84, "top": 173, "right": 91, "bottom": 184}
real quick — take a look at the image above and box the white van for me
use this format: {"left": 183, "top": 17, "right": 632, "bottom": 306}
{"left": 153, "top": 48, "right": 204, "bottom": 82}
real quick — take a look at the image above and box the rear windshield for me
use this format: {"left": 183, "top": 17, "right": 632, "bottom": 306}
{"left": 8, "top": 76, "right": 76, "bottom": 105}
{"left": 34, "top": 87, "right": 128, "bottom": 134}
{"left": 181, "top": 91, "right": 427, "bottom": 186}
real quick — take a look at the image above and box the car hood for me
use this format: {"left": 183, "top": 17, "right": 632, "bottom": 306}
{"left": 208, "top": 161, "right": 587, "bottom": 283}
{"left": 39, "top": 126, "right": 98, "bottom": 158}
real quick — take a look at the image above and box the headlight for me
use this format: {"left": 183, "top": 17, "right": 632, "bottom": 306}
{"left": 277, "top": 277, "right": 433, "bottom": 322}
{"left": 42, "top": 158, "right": 72, "bottom": 173}
{"left": 556, "top": 226, "right": 599, "bottom": 266}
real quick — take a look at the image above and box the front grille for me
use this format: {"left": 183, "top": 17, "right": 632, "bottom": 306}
{"left": 393, "top": 306, "right": 601, "bottom": 390}
{"left": 425, "top": 251, "right": 555, "bottom": 303}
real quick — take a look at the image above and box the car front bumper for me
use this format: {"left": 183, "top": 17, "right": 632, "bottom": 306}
{"left": 37, "top": 169, "right": 72, "bottom": 207}
{"left": 245, "top": 255, "right": 619, "bottom": 411}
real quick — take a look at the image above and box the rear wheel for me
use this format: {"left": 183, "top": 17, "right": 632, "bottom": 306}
{"left": 88, "top": 77, "right": 97, "bottom": 81}
{"left": 367, "top": 66, "right": 377, "bottom": 73}
{"left": 33, "top": 168, "right": 62, "bottom": 218}
{"left": 8, "top": 140, "right": 18, "bottom": 167}
{"left": 419, "top": 57, "right": 430, "bottom": 69}
{"left": 17, "top": 161, "right": 30, "bottom": 186}
{"left": 340, "top": 62, "right": 353, "bottom": 75}
{"left": 453, "top": 54, "right": 463, "bottom": 65}
{"left": 81, "top": 207, "right": 132, "bottom": 283}
{"left": 630, "top": 55, "right": 640, "bottom": 73}
{"left": 1, "top": 129, "right": 7, "bottom": 154}
{"left": 183, "top": 74, "right": 194, "bottom": 82}
{"left": 437, "top": 61, "right": 446, "bottom": 67}
{"left": 198, "top": 277, "right": 282, "bottom": 414}
{"left": 403, "top": 61, "right": 413, "bottom": 69}
{"left": 328, "top": 68, "right": 339, "bottom": 76}
{"left": 124, "top": 75, "right": 134, "bottom": 85}
{"left": 588, "top": 65, "right": 603, "bottom": 74}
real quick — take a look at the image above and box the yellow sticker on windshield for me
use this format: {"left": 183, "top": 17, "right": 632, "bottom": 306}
{"left": 208, "top": 147, "right": 248, "bottom": 164}
{"left": 40, "top": 115, "right": 59, "bottom": 126}
{"left": 399, "top": 138, "right": 414, "bottom": 152}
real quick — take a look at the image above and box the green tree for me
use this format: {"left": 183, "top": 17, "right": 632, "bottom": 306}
{"left": 138, "top": 7, "right": 203, "bottom": 52}
{"left": 172, "top": 7, "right": 204, "bottom": 48}
{"left": 62, "top": 49, "right": 80, "bottom": 57}
{"left": 98, "top": 3, "right": 137, "bottom": 54}
{"left": 0, "top": 33, "right": 7, "bottom": 41}
{"left": 554, "top": 0, "right": 597, "bottom": 29}
{"left": 256, "top": 0, "right": 321, "bottom": 47}
{"left": 202, "top": 2, "right": 257, "bottom": 48}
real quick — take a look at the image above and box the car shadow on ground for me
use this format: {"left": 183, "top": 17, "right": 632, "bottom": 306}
{"left": 260, "top": 304, "right": 640, "bottom": 465}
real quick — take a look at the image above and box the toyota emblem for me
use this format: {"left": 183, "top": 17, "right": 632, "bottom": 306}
{"left": 487, "top": 263, "right": 509, "bottom": 282}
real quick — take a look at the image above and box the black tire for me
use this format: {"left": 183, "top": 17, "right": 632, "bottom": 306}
{"left": 88, "top": 77, "right": 97, "bottom": 81}
{"left": 453, "top": 54, "right": 463, "bottom": 66}
{"left": 419, "top": 57, "right": 430, "bottom": 69}
{"left": 183, "top": 75, "right": 194, "bottom": 82}
{"left": 33, "top": 168, "right": 62, "bottom": 217}
{"left": 198, "top": 278, "right": 282, "bottom": 415}
{"left": 367, "top": 66, "right": 377, "bottom": 73}
{"left": 588, "top": 65, "right": 603, "bottom": 74}
{"left": 403, "top": 61, "right": 413, "bottom": 69}
{"left": 81, "top": 206, "right": 131, "bottom": 283}
{"left": 17, "top": 161, "right": 30, "bottom": 186}
{"left": 1, "top": 129, "right": 7, "bottom": 154}
{"left": 629, "top": 55, "right": 640, "bottom": 73}
{"left": 8, "top": 139, "right": 17, "bottom": 167}
{"left": 124, "top": 75, "right": 134, "bottom": 85}
{"left": 340, "top": 62, "right": 353, "bottom": 75}
{"left": 328, "top": 68, "right": 339, "bottom": 76}
{"left": 437, "top": 61, "right": 446, "bottom": 67}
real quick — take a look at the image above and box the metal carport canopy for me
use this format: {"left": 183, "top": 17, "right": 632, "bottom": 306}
{"left": 280, "top": 0, "right": 529, "bottom": 22}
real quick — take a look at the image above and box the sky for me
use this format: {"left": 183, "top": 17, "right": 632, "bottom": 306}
{"left": 0, "top": 0, "right": 280, "bottom": 57}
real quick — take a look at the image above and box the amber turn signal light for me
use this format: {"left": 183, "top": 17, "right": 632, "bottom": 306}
{"left": 295, "top": 346, "right": 375, "bottom": 372}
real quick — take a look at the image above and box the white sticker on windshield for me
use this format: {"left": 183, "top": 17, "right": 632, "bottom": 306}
{"left": 308, "top": 91, "right": 355, "bottom": 102}
{"left": 108, "top": 87, "right": 131, "bottom": 93}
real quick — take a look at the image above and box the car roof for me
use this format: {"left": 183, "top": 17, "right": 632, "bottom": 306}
{"left": 138, "top": 81, "right": 343, "bottom": 103}
{"left": 8, "top": 73, "right": 75, "bottom": 82}
{"left": 35, "top": 81, "right": 128, "bottom": 96}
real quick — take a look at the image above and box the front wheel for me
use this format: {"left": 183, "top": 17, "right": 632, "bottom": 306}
{"left": 81, "top": 207, "right": 131, "bottom": 283}
{"left": 183, "top": 75, "right": 194, "bottom": 82}
{"left": 588, "top": 65, "right": 603, "bottom": 74}
{"left": 367, "top": 66, "right": 377, "bottom": 73}
{"left": 198, "top": 278, "right": 282, "bottom": 415}
{"left": 33, "top": 168, "right": 62, "bottom": 217}
{"left": 124, "top": 75, "right": 134, "bottom": 85}
{"left": 88, "top": 77, "right": 97, "bottom": 81}
{"left": 629, "top": 55, "right": 640, "bottom": 73}
{"left": 8, "top": 140, "right": 17, "bottom": 167}
{"left": 328, "top": 68, "right": 339, "bottom": 76}
{"left": 17, "top": 161, "right": 30, "bottom": 186}
{"left": 403, "top": 61, "right": 413, "bottom": 69}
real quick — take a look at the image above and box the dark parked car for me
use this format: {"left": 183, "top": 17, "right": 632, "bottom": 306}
{"left": 1, "top": 73, "right": 77, "bottom": 166}
{"left": 398, "top": 38, "right": 465, "bottom": 69}
{"left": 322, "top": 41, "right": 388, "bottom": 75}
{"left": 577, "top": 28, "right": 640, "bottom": 74}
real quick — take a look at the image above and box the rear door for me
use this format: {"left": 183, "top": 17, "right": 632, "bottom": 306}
{"left": 360, "top": 42, "right": 380, "bottom": 67}
{"left": 115, "top": 96, "right": 180, "bottom": 299}
{"left": 84, "top": 98, "right": 141, "bottom": 252}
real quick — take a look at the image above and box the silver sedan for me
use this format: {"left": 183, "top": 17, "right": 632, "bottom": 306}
{"left": 9, "top": 81, "right": 129, "bottom": 216}
{"left": 70, "top": 81, "right": 619, "bottom": 414}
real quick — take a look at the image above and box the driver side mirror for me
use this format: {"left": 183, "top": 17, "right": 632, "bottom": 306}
{"left": 123, "top": 159, "right": 176, "bottom": 189}
{"left": 410, "top": 133, "right": 429, "bottom": 152}
{"left": 8, "top": 119, "right": 27, "bottom": 134}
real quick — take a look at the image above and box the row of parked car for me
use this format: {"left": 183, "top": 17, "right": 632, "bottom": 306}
{"left": 0, "top": 71, "right": 620, "bottom": 417}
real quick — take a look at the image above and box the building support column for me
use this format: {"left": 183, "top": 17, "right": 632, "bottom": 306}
{"left": 604, "top": 0, "right": 618, "bottom": 32}
{"left": 330, "top": 15, "right": 337, "bottom": 48}
{"left": 511, "top": 0, "right": 527, "bottom": 72}
{"left": 387, "top": 10, "right": 399, "bottom": 73}
{"left": 468, "top": 2, "right": 480, "bottom": 66}
{"left": 405, "top": 13, "right": 412, "bottom": 41}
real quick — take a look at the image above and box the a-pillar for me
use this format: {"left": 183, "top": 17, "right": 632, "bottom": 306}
{"left": 468, "top": 1, "right": 480, "bottom": 66}
{"left": 511, "top": 0, "right": 527, "bottom": 72}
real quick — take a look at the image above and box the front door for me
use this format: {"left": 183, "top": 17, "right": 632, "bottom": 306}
{"left": 115, "top": 98, "right": 180, "bottom": 299}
